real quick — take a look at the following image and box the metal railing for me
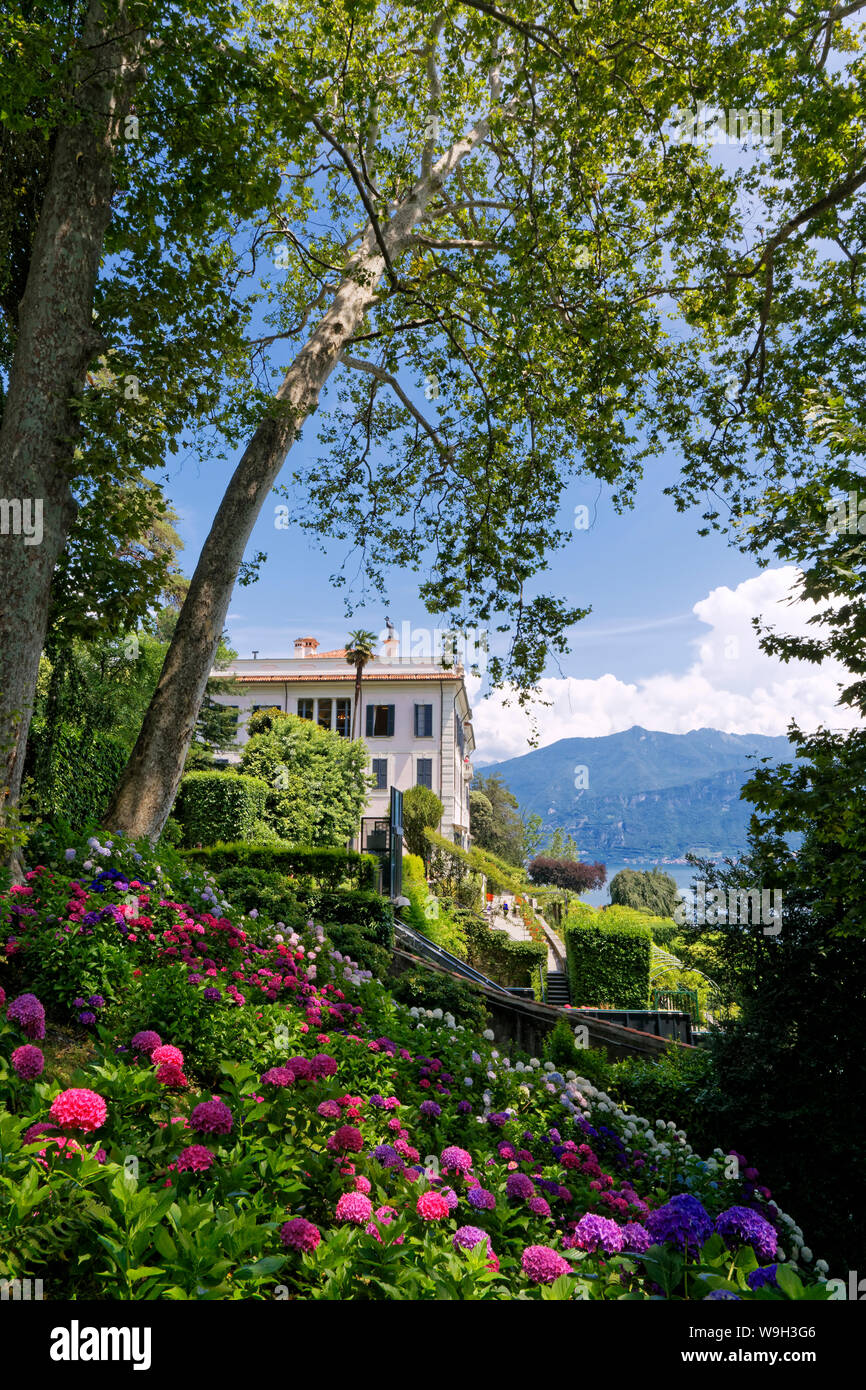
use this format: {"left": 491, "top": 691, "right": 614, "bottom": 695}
{"left": 393, "top": 918, "right": 513, "bottom": 995}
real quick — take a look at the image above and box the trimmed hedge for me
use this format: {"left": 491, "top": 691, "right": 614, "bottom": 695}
{"left": 564, "top": 920, "right": 652, "bottom": 1009}
{"left": 181, "top": 842, "right": 378, "bottom": 890}
{"left": 174, "top": 772, "right": 268, "bottom": 846}
{"left": 463, "top": 912, "right": 546, "bottom": 991}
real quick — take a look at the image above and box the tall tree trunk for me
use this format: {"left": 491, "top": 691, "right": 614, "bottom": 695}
{"left": 106, "top": 119, "right": 493, "bottom": 841}
{"left": 0, "top": 1, "right": 145, "bottom": 837}
{"left": 352, "top": 664, "right": 363, "bottom": 741}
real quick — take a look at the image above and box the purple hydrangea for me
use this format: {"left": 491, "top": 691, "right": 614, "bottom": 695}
{"left": 704, "top": 1289, "right": 742, "bottom": 1300}
{"left": 714, "top": 1206, "right": 779, "bottom": 1263}
{"left": 7, "top": 993, "right": 45, "bottom": 1040}
{"left": 505, "top": 1172, "right": 535, "bottom": 1201}
{"left": 11, "top": 1044, "right": 44, "bottom": 1080}
{"left": 747, "top": 1264, "right": 780, "bottom": 1291}
{"left": 441, "top": 1145, "right": 473, "bottom": 1175}
{"left": 419, "top": 1100, "right": 441, "bottom": 1119}
{"left": 131, "top": 1030, "right": 161, "bottom": 1054}
{"left": 646, "top": 1194, "right": 713, "bottom": 1252}
{"left": 621, "top": 1221, "right": 652, "bottom": 1253}
{"left": 467, "top": 1186, "right": 496, "bottom": 1211}
{"left": 487, "top": 1111, "right": 509, "bottom": 1128}
{"left": 371, "top": 1144, "right": 402, "bottom": 1169}
{"left": 203, "top": 987, "right": 222, "bottom": 1002}
{"left": 453, "top": 1225, "right": 491, "bottom": 1253}
{"left": 571, "top": 1213, "right": 626, "bottom": 1254}
{"left": 189, "top": 1099, "right": 233, "bottom": 1135}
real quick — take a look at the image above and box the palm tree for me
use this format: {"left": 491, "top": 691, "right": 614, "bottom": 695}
{"left": 345, "top": 629, "right": 378, "bottom": 739}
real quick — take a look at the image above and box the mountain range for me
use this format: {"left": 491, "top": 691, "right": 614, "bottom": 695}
{"left": 477, "top": 726, "right": 795, "bottom": 860}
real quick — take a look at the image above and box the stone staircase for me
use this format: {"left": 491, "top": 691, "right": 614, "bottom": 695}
{"left": 545, "top": 970, "right": 571, "bottom": 1006}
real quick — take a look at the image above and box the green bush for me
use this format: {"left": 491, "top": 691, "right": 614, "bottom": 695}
{"left": 182, "top": 842, "right": 377, "bottom": 889}
{"left": 609, "top": 1045, "right": 716, "bottom": 1149}
{"left": 564, "top": 920, "right": 652, "bottom": 1008}
{"left": 402, "top": 785, "right": 445, "bottom": 857}
{"left": 541, "top": 1022, "right": 616, "bottom": 1087}
{"left": 390, "top": 966, "right": 488, "bottom": 1031}
{"left": 240, "top": 712, "right": 368, "bottom": 844}
{"left": 305, "top": 889, "right": 394, "bottom": 947}
{"left": 401, "top": 852, "right": 467, "bottom": 958}
{"left": 174, "top": 772, "right": 269, "bottom": 846}
{"left": 462, "top": 912, "right": 546, "bottom": 989}
{"left": 215, "top": 865, "right": 304, "bottom": 927}
{"left": 325, "top": 922, "right": 392, "bottom": 979}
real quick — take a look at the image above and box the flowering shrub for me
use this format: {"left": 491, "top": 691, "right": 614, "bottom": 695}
{"left": 0, "top": 830, "right": 837, "bottom": 1300}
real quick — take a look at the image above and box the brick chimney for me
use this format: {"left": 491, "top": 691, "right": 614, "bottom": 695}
{"left": 293, "top": 636, "right": 319, "bottom": 658}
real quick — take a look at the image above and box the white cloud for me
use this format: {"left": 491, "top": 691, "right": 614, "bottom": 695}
{"left": 471, "top": 567, "right": 861, "bottom": 764}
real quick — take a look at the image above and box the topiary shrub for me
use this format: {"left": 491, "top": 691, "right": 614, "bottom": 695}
{"left": 240, "top": 711, "right": 368, "bottom": 844}
{"left": 402, "top": 785, "right": 445, "bottom": 857}
{"left": 174, "top": 772, "right": 269, "bottom": 846}
{"left": 564, "top": 919, "right": 652, "bottom": 1008}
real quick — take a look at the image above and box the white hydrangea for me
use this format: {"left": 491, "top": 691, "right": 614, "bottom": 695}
{"left": 482, "top": 1029, "right": 495, "bottom": 1041}
{"left": 543, "top": 1061, "right": 555, "bottom": 1072}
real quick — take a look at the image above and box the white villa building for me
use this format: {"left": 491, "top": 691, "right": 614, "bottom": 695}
{"left": 209, "top": 632, "right": 475, "bottom": 849}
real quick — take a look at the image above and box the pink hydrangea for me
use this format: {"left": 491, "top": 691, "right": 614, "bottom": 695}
{"left": 416, "top": 1190, "right": 450, "bottom": 1222}
{"left": 175, "top": 1145, "right": 215, "bottom": 1173}
{"left": 329, "top": 1125, "right": 363, "bottom": 1153}
{"left": 336, "top": 1191, "right": 373, "bottom": 1225}
{"left": 317, "top": 1100, "right": 341, "bottom": 1119}
{"left": 155, "top": 1062, "right": 189, "bottom": 1089}
{"left": 189, "top": 1099, "right": 233, "bottom": 1135}
{"left": 260, "top": 1067, "right": 296, "bottom": 1087}
{"left": 280, "top": 1217, "right": 321, "bottom": 1252}
{"left": 354, "top": 1175, "right": 372, "bottom": 1194}
{"left": 11, "top": 1044, "right": 44, "bottom": 1080}
{"left": 49, "top": 1088, "right": 107, "bottom": 1133}
{"left": 310, "top": 1054, "right": 337, "bottom": 1078}
{"left": 521, "top": 1244, "right": 572, "bottom": 1284}
{"left": 131, "top": 1030, "right": 162, "bottom": 1054}
{"left": 528, "top": 1196, "right": 552, "bottom": 1218}
{"left": 151, "top": 1044, "right": 184, "bottom": 1067}
{"left": 365, "top": 1205, "right": 402, "bottom": 1243}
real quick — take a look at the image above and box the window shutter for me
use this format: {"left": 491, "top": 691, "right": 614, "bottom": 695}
{"left": 387, "top": 705, "right": 395, "bottom": 736}
{"left": 366, "top": 706, "right": 374, "bottom": 737}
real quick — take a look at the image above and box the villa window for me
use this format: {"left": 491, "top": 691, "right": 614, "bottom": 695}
{"left": 336, "top": 698, "right": 352, "bottom": 738}
{"left": 414, "top": 703, "right": 433, "bottom": 737}
{"left": 297, "top": 698, "right": 314, "bottom": 720}
{"left": 317, "top": 698, "right": 332, "bottom": 730}
{"left": 366, "top": 704, "right": 395, "bottom": 737}
{"left": 372, "top": 758, "right": 388, "bottom": 790}
{"left": 416, "top": 757, "right": 433, "bottom": 790}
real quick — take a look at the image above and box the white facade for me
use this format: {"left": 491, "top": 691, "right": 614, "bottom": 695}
{"left": 209, "top": 635, "right": 476, "bottom": 847}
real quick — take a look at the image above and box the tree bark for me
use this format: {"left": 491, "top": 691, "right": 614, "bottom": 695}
{"left": 0, "top": 1, "right": 145, "bottom": 833}
{"left": 105, "top": 116, "right": 495, "bottom": 840}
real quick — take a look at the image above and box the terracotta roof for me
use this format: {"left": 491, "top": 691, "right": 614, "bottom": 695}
{"left": 315, "top": 648, "right": 347, "bottom": 658}
{"left": 224, "top": 671, "right": 461, "bottom": 683}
